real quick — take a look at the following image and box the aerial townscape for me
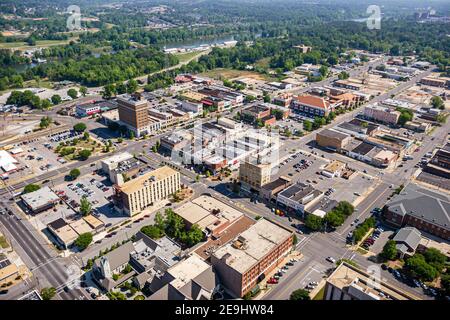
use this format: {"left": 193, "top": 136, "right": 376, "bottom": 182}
{"left": 0, "top": 0, "right": 450, "bottom": 307}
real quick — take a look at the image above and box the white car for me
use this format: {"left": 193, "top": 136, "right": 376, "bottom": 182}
{"left": 326, "top": 257, "right": 336, "bottom": 263}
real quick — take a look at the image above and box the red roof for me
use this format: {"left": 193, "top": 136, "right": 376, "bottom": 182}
{"left": 294, "top": 95, "right": 330, "bottom": 109}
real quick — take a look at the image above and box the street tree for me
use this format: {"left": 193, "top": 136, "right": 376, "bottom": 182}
{"left": 73, "top": 123, "right": 87, "bottom": 132}
{"left": 74, "top": 232, "right": 93, "bottom": 251}
{"left": 80, "top": 196, "right": 92, "bottom": 216}
{"left": 69, "top": 168, "right": 81, "bottom": 180}
{"left": 290, "top": 289, "right": 311, "bottom": 300}
{"left": 67, "top": 88, "right": 78, "bottom": 100}
{"left": 40, "top": 287, "right": 56, "bottom": 300}
{"left": 24, "top": 184, "right": 40, "bottom": 194}
{"left": 381, "top": 240, "right": 398, "bottom": 260}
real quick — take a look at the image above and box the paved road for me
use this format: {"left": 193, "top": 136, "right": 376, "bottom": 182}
{"left": 0, "top": 212, "right": 89, "bottom": 300}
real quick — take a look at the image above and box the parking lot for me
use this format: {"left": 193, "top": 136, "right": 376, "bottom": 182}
{"left": 275, "top": 150, "right": 375, "bottom": 205}
{"left": 54, "top": 173, "right": 126, "bottom": 227}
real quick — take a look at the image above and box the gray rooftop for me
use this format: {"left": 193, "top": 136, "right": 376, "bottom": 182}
{"left": 21, "top": 186, "right": 60, "bottom": 210}
{"left": 386, "top": 184, "right": 450, "bottom": 231}
{"left": 393, "top": 227, "right": 422, "bottom": 252}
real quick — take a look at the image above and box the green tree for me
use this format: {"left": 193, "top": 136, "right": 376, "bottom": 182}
{"left": 23, "top": 184, "right": 40, "bottom": 194}
{"left": 319, "top": 65, "right": 329, "bottom": 77}
{"left": 41, "top": 99, "right": 52, "bottom": 109}
{"left": 423, "top": 248, "right": 447, "bottom": 272}
{"left": 338, "top": 71, "right": 350, "bottom": 80}
{"left": 78, "top": 149, "right": 92, "bottom": 160}
{"left": 140, "top": 225, "right": 164, "bottom": 239}
{"left": 102, "top": 84, "right": 116, "bottom": 99}
{"left": 165, "top": 209, "right": 185, "bottom": 239}
{"left": 73, "top": 123, "right": 87, "bottom": 132}
{"left": 441, "top": 274, "right": 450, "bottom": 296}
{"left": 51, "top": 94, "right": 62, "bottom": 105}
{"left": 74, "top": 232, "right": 93, "bottom": 251}
{"left": 126, "top": 79, "right": 138, "bottom": 94}
{"left": 185, "top": 224, "right": 204, "bottom": 246}
{"left": 39, "top": 116, "right": 52, "bottom": 129}
{"left": 83, "top": 131, "right": 90, "bottom": 141}
{"left": 80, "top": 196, "right": 92, "bottom": 216}
{"left": 404, "top": 254, "right": 439, "bottom": 282}
{"left": 79, "top": 86, "right": 88, "bottom": 97}
{"left": 40, "top": 287, "right": 56, "bottom": 300}
{"left": 290, "top": 289, "right": 310, "bottom": 300}
{"left": 430, "top": 96, "right": 444, "bottom": 110}
{"left": 324, "top": 210, "right": 345, "bottom": 228}
{"left": 303, "top": 120, "right": 313, "bottom": 131}
{"left": 381, "top": 240, "right": 398, "bottom": 260}
{"left": 67, "top": 88, "right": 78, "bottom": 100}
{"left": 69, "top": 168, "right": 81, "bottom": 180}
{"left": 335, "top": 201, "right": 354, "bottom": 216}
{"left": 305, "top": 214, "right": 323, "bottom": 231}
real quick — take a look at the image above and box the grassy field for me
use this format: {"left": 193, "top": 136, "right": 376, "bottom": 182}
{"left": 200, "top": 68, "right": 272, "bottom": 81}
{"left": 0, "top": 38, "right": 77, "bottom": 50}
{"left": 0, "top": 235, "right": 10, "bottom": 249}
{"left": 174, "top": 51, "right": 203, "bottom": 63}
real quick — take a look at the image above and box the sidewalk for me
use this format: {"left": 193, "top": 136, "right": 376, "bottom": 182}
{"left": 253, "top": 251, "right": 303, "bottom": 300}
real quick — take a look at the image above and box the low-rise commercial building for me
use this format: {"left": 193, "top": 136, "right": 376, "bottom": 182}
{"left": 114, "top": 166, "right": 181, "bottom": 216}
{"left": 75, "top": 103, "right": 101, "bottom": 118}
{"left": 174, "top": 195, "right": 243, "bottom": 238}
{"left": 384, "top": 183, "right": 450, "bottom": 240}
{"left": 316, "top": 129, "right": 351, "bottom": 151}
{"left": 393, "top": 227, "right": 422, "bottom": 258}
{"left": 277, "top": 182, "right": 323, "bottom": 215}
{"left": 363, "top": 104, "right": 401, "bottom": 125}
{"left": 324, "top": 262, "right": 418, "bottom": 300}
{"left": 211, "top": 219, "right": 294, "bottom": 297}
{"left": 21, "top": 186, "right": 60, "bottom": 214}
{"left": 260, "top": 177, "right": 292, "bottom": 203}
{"left": 47, "top": 218, "right": 79, "bottom": 249}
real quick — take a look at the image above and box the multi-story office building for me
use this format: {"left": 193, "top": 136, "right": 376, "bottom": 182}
{"left": 211, "top": 219, "right": 293, "bottom": 298}
{"left": 114, "top": 166, "right": 181, "bottom": 216}
{"left": 117, "top": 93, "right": 151, "bottom": 137}
{"left": 239, "top": 157, "right": 272, "bottom": 193}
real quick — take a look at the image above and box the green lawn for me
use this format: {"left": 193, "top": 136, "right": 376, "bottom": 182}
{"left": 312, "top": 286, "right": 325, "bottom": 300}
{"left": 174, "top": 51, "right": 203, "bottom": 63}
{"left": 0, "top": 38, "right": 76, "bottom": 50}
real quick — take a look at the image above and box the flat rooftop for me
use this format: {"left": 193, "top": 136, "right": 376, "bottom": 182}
{"left": 195, "top": 215, "right": 256, "bottom": 260}
{"left": 21, "top": 186, "right": 60, "bottom": 210}
{"left": 167, "top": 255, "right": 210, "bottom": 290}
{"left": 212, "top": 219, "right": 292, "bottom": 274}
{"left": 327, "top": 262, "right": 418, "bottom": 300}
{"left": 317, "top": 128, "right": 350, "bottom": 141}
{"left": 118, "top": 166, "right": 178, "bottom": 194}
{"left": 101, "top": 152, "right": 133, "bottom": 167}
{"left": 175, "top": 195, "right": 243, "bottom": 232}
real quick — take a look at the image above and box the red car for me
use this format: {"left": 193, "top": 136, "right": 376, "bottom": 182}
{"left": 267, "top": 278, "right": 279, "bottom": 284}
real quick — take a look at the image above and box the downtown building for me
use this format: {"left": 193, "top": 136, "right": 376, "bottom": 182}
{"left": 211, "top": 218, "right": 294, "bottom": 298}
{"left": 113, "top": 166, "right": 181, "bottom": 216}
{"left": 117, "top": 93, "right": 159, "bottom": 137}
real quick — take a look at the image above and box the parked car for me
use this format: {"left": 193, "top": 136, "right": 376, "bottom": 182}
{"left": 267, "top": 278, "right": 279, "bottom": 284}
{"left": 326, "top": 256, "right": 336, "bottom": 263}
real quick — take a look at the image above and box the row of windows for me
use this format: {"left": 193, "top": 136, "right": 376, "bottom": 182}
{"left": 127, "top": 174, "right": 180, "bottom": 213}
